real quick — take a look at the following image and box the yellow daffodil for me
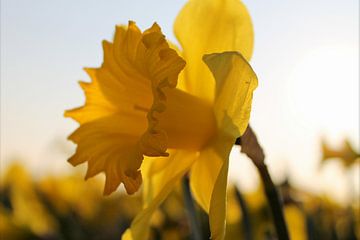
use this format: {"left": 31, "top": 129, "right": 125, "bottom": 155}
{"left": 2, "top": 164, "right": 57, "bottom": 236}
{"left": 321, "top": 139, "right": 360, "bottom": 167}
{"left": 38, "top": 174, "right": 103, "bottom": 220}
{"left": 65, "top": 0, "right": 257, "bottom": 239}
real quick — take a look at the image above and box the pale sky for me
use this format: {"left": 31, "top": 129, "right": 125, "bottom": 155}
{"left": 1, "top": 0, "right": 359, "bottom": 204}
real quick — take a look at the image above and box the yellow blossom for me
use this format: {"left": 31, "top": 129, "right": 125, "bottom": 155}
{"left": 38, "top": 174, "right": 103, "bottom": 220}
{"left": 1, "top": 164, "right": 57, "bottom": 236}
{"left": 321, "top": 139, "right": 360, "bottom": 167}
{"left": 65, "top": 0, "right": 257, "bottom": 239}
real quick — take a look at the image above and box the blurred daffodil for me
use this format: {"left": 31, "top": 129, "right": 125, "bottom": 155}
{"left": 38, "top": 174, "right": 102, "bottom": 220}
{"left": 321, "top": 139, "right": 360, "bottom": 167}
{"left": 284, "top": 206, "right": 307, "bottom": 240}
{"left": 65, "top": 0, "right": 257, "bottom": 239}
{"left": 1, "top": 164, "right": 57, "bottom": 237}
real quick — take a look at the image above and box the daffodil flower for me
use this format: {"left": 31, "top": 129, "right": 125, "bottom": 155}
{"left": 65, "top": 0, "right": 257, "bottom": 239}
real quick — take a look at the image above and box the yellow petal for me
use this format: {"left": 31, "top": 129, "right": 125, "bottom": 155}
{"left": 208, "top": 137, "right": 233, "bottom": 240}
{"left": 64, "top": 69, "right": 119, "bottom": 125}
{"left": 167, "top": 41, "right": 188, "bottom": 93}
{"left": 65, "top": 22, "right": 185, "bottom": 195}
{"left": 174, "top": 0, "right": 254, "bottom": 101}
{"left": 203, "top": 51, "right": 258, "bottom": 137}
{"left": 190, "top": 134, "right": 234, "bottom": 240}
{"left": 67, "top": 114, "right": 146, "bottom": 195}
{"left": 122, "top": 150, "right": 197, "bottom": 240}
{"left": 189, "top": 141, "right": 223, "bottom": 212}
{"left": 140, "top": 151, "right": 175, "bottom": 208}
{"left": 189, "top": 132, "right": 235, "bottom": 213}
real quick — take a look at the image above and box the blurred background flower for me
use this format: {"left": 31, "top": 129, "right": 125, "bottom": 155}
{"left": 0, "top": 162, "right": 358, "bottom": 239}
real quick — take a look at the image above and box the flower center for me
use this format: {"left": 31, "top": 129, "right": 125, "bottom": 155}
{"left": 158, "top": 88, "right": 217, "bottom": 150}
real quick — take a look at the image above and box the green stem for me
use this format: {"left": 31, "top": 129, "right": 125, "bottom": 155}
{"left": 182, "top": 176, "right": 203, "bottom": 240}
{"left": 236, "top": 126, "right": 289, "bottom": 240}
{"left": 256, "top": 163, "right": 289, "bottom": 240}
{"left": 234, "top": 186, "right": 253, "bottom": 240}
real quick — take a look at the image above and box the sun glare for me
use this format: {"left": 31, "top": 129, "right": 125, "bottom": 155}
{"left": 288, "top": 44, "right": 358, "bottom": 141}
{"left": 285, "top": 44, "right": 359, "bottom": 203}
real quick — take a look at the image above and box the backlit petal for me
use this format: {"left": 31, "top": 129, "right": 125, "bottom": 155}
{"left": 64, "top": 69, "right": 118, "bottom": 125}
{"left": 141, "top": 151, "right": 175, "bottom": 208}
{"left": 208, "top": 137, "right": 233, "bottom": 240}
{"left": 122, "top": 150, "right": 197, "bottom": 240}
{"left": 174, "top": 0, "right": 254, "bottom": 101}
{"left": 190, "top": 134, "right": 234, "bottom": 240}
{"left": 189, "top": 141, "right": 223, "bottom": 212}
{"left": 203, "top": 51, "right": 258, "bottom": 137}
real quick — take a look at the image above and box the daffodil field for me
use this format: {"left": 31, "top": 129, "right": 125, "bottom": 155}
{"left": 1, "top": 0, "right": 359, "bottom": 239}
{"left": 1, "top": 145, "right": 359, "bottom": 240}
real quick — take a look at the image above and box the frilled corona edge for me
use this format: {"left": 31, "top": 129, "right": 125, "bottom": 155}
{"left": 65, "top": 21, "right": 186, "bottom": 195}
